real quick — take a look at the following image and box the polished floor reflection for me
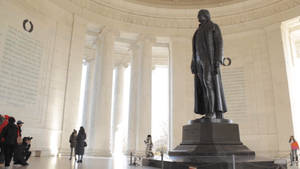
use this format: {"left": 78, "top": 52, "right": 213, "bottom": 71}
{"left": 3, "top": 156, "right": 158, "bottom": 169}
{"left": 3, "top": 155, "right": 297, "bottom": 169}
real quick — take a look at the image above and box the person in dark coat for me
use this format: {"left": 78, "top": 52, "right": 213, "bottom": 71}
{"left": 191, "top": 9, "right": 227, "bottom": 119}
{"left": 13, "top": 137, "right": 32, "bottom": 166}
{"left": 0, "top": 117, "right": 18, "bottom": 167}
{"left": 69, "top": 129, "right": 77, "bottom": 160}
{"left": 75, "top": 127, "right": 86, "bottom": 163}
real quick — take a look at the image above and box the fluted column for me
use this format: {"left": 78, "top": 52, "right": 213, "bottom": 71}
{"left": 127, "top": 35, "right": 153, "bottom": 154}
{"left": 111, "top": 63, "right": 127, "bottom": 154}
{"left": 88, "top": 28, "right": 117, "bottom": 156}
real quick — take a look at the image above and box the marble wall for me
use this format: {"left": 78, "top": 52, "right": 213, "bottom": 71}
{"left": 0, "top": 0, "right": 86, "bottom": 156}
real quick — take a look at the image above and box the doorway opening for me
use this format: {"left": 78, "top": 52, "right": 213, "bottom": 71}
{"left": 282, "top": 17, "right": 300, "bottom": 139}
{"left": 151, "top": 44, "right": 170, "bottom": 153}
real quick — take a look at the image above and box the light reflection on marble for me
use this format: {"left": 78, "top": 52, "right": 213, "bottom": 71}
{"left": 4, "top": 156, "right": 158, "bottom": 169}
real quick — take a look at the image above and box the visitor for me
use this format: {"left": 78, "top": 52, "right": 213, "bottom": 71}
{"left": 75, "top": 127, "right": 86, "bottom": 163}
{"left": 16, "top": 120, "right": 24, "bottom": 137}
{"left": 0, "top": 117, "right": 18, "bottom": 167}
{"left": 24, "top": 137, "right": 32, "bottom": 162}
{"left": 0, "top": 115, "right": 9, "bottom": 164}
{"left": 13, "top": 137, "right": 32, "bottom": 166}
{"left": 289, "top": 136, "right": 299, "bottom": 166}
{"left": 69, "top": 129, "right": 77, "bottom": 160}
{"left": 144, "top": 135, "right": 154, "bottom": 157}
{"left": 16, "top": 120, "right": 24, "bottom": 145}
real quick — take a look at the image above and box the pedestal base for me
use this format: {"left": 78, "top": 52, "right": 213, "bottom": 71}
{"left": 169, "top": 119, "right": 255, "bottom": 156}
{"left": 142, "top": 155, "right": 285, "bottom": 169}
{"left": 142, "top": 119, "right": 278, "bottom": 169}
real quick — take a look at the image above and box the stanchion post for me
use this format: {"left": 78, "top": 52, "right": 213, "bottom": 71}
{"left": 232, "top": 155, "right": 236, "bottom": 169}
{"left": 161, "top": 151, "right": 164, "bottom": 169}
{"left": 129, "top": 152, "right": 133, "bottom": 165}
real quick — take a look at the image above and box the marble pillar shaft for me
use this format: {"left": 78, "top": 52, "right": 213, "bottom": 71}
{"left": 89, "top": 30, "right": 116, "bottom": 156}
{"left": 112, "top": 64, "right": 126, "bottom": 153}
{"left": 127, "top": 37, "right": 153, "bottom": 154}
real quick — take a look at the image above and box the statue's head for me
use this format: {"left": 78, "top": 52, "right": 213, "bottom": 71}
{"left": 198, "top": 9, "right": 211, "bottom": 23}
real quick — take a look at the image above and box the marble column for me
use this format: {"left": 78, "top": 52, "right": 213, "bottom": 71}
{"left": 127, "top": 35, "right": 153, "bottom": 154}
{"left": 88, "top": 28, "right": 117, "bottom": 156}
{"left": 84, "top": 59, "right": 95, "bottom": 150}
{"left": 111, "top": 63, "right": 127, "bottom": 154}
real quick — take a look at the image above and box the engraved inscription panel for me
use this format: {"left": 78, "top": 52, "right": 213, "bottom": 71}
{"left": 222, "top": 67, "right": 247, "bottom": 118}
{"left": 0, "top": 26, "right": 43, "bottom": 107}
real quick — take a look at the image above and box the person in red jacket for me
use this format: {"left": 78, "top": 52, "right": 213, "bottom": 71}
{"left": 0, "top": 117, "right": 18, "bottom": 167}
{"left": 0, "top": 115, "right": 9, "bottom": 134}
{"left": 0, "top": 115, "right": 9, "bottom": 164}
{"left": 289, "top": 136, "right": 299, "bottom": 166}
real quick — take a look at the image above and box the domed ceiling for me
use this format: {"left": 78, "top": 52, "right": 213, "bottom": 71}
{"left": 74, "top": 0, "right": 299, "bottom": 30}
{"left": 125, "top": 0, "right": 247, "bottom": 8}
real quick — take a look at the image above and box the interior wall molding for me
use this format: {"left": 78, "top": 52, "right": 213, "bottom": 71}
{"left": 85, "top": 0, "right": 300, "bottom": 29}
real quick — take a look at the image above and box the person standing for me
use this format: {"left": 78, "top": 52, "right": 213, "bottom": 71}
{"left": 289, "top": 136, "right": 299, "bottom": 166}
{"left": 16, "top": 120, "right": 24, "bottom": 145}
{"left": 69, "top": 129, "right": 77, "bottom": 160}
{"left": 144, "top": 135, "right": 154, "bottom": 158}
{"left": 0, "top": 117, "right": 18, "bottom": 167}
{"left": 75, "top": 127, "right": 86, "bottom": 163}
{"left": 0, "top": 115, "right": 9, "bottom": 164}
{"left": 16, "top": 121, "right": 24, "bottom": 137}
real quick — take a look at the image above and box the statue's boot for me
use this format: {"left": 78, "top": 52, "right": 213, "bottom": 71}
{"left": 216, "top": 113, "right": 223, "bottom": 119}
{"left": 205, "top": 113, "right": 215, "bottom": 119}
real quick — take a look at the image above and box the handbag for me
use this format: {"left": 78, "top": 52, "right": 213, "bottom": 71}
{"left": 84, "top": 141, "right": 87, "bottom": 147}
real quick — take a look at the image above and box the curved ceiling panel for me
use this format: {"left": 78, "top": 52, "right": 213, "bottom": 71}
{"left": 124, "top": 0, "right": 248, "bottom": 8}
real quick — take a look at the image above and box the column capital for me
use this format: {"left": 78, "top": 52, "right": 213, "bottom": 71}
{"left": 114, "top": 59, "right": 130, "bottom": 68}
{"left": 130, "top": 34, "right": 155, "bottom": 53}
{"left": 114, "top": 54, "right": 131, "bottom": 68}
{"left": 137, "top": 34, "right": 156, "bottom": 43}
{"left": 98, "top": 27, "right": 120, "bottom": 40}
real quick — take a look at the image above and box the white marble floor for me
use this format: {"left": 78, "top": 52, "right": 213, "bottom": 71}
{"left": 2, "top": 156, "right": 158, "bottom": 169}
{"left": 2, "top": 156, "right": 298, "bottom": 169}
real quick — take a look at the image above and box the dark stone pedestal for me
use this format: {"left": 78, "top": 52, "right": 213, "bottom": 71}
{"left": 142, "top": 119, "right": 284, "bottom": 169}
{"left": 169, "top": 119, "right": 255, "bottom": 156}
{"left": 142, "top": 155, "right": 285, "bottom": 169}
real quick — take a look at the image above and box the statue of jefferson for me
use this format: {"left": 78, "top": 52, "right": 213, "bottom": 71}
{"left": 191, "top": 9, "right": 227, "bottom": 119}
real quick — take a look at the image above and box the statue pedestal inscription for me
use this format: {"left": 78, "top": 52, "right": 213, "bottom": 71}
{"left": 169, "top": 119, "right": 255, "bottom": 156}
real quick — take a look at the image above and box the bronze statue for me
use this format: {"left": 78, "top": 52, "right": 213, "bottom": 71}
{"left": 191, "top": 9, "right": 229, "bottom": 119}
